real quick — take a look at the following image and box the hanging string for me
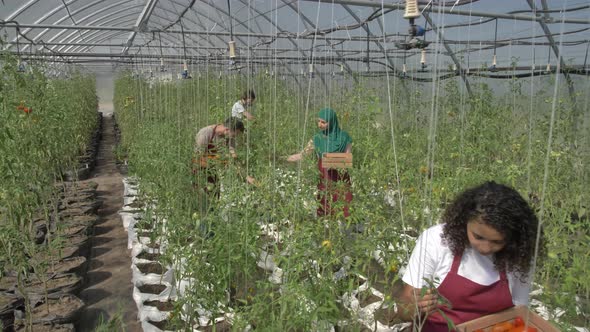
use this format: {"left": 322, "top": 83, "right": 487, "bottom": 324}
{"left": 583, "top": 41, "right": 589, "bottom": 71}
{"left": 460, "top": 0, "right": 474, "bottom": 168}
{"left": 526, "top": 17, "right": 537, "bottom": 195}
{"left": 180, "top": 20, "right": 188, "bottom": 63}
{"left": 294, "top": 0, "right": 323, "bottom": 221}
{"left": 526, "top": 9, "right": 568, "bottom": 328}
{"left": 379, "top": 0, "right": 409, "bottom": 286}
{"left": 227, "top": 0, "right": 234, "bottom": 41}
{"left": 15, "top": 26, "right": 20, "bottom": 58}
{"left": 158, "top": 32, "right": 165, "bottom": 72}
{"left": 546, "top": 44, "right": 552, "bottom": 72}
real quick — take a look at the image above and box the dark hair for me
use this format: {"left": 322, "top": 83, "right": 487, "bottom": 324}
{"left": 241, "top": 89, "right": 256, "bottom": 100}
{"left": 441, "top": 181, "right": 543, "bottom": 277}
{"left": 224, "top": 117, "right": 245, "bottom": 133}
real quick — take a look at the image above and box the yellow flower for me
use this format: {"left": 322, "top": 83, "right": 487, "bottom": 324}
{"left": 321, "top": 240, "right": 332, "bottom": 249}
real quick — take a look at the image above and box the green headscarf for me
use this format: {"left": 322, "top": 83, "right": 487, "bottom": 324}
{"left": 313, "top": 108, "right": 352, "bottom": 157}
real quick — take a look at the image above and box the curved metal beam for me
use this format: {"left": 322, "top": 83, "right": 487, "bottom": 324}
{"left": 282, "top": 1, "right": 331, "bottom": 89}
{"left": 3, "top": 0, "right": 40, "bottom": 21}
{"left": 43, "top": 2, "right": 144, "bottom": 52}
{"left": 234, "top": 0, "right": 310, "bottom": 86}
{"left": 300, "top": 0, "right": 590, "bottom": 24}
{"left": 122, "top": 0, "right": 159, "bottom": 55}
{"left": 58, "top": 14, "right": 141, "bottom": 53}
{"left": 422, "top": 12, "right": 473, "bottom": 98}
{"left": 340, "top": 5, "right": 398, "bottom": 78}
{"left": 525, "top": 0, "right": 576, "bottom": 108}
{"left": 56, "top": 7, "right": 217, "bottom": 57}
{"left": 186, "top": 0, "right": 301, "bottom": 81}
{"left": 4, "top": 0, "right": 88, "bottom": 50}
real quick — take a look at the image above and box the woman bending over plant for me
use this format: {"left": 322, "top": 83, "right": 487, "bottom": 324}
{"left": 398, "top": 181, "right": 543, "bottom": 331}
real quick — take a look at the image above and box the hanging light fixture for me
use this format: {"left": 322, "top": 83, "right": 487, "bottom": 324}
{"left": 228, "top": 40, "right": 236, "bottom": 59}
{"left": 420, "top": 49, "right": 427, "bottom": 70}
{"left": 402, "top": 63, "right": 407, "bottom": 77}
{"left": 490, "top": 19, "right": 498, "bottom": 72}
{"left": 308, "top": 64, "right": 314, "bottom": 78}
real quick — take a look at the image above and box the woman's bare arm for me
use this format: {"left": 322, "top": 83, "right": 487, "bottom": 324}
{"left": 287, "top": 139, "right": 314, "bottom": 162}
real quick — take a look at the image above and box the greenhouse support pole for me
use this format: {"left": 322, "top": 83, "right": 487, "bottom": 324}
{"left": 526, "top": 0, "right": 578, "bottom": 130}
{"left": 422, "top": 12, "right": 473, "bottom": 98}
{"left": 122, "top": 0, "right": 159, "bottom": 55}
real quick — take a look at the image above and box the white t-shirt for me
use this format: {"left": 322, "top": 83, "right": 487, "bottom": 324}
{"left": 231, "top": 101, "right": 246, "bottom": 119}
{"left": 402, "top": 224, "right": 531, "bottom": 306}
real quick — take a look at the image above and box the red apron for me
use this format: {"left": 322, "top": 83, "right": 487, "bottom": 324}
{"left": 422, "top": 252, "right": 514, "bottom": 331}
{"left": 317, "top": 158, "right": 352, "bottom": 218}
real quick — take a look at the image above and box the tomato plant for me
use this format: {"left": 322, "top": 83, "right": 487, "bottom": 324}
{"left": 111, "top": 64, "right": 588, "bottom": 330}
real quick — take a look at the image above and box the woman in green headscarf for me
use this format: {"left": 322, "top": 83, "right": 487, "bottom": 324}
{"left": 288, "top": 108, "right": 353, "bottom": 218}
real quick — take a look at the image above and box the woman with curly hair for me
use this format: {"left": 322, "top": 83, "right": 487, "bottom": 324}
{"left": 398, "top": 181, "right": 542, "bottom": 331}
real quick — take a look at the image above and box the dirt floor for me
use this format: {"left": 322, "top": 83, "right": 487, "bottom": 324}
{"left": 76, "top": 113, "right": 140, "bottom": 331}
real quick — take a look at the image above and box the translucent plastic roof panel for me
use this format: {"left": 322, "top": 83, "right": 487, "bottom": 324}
{"left": 0, "top": 0, "right": 589, "bottom": 80}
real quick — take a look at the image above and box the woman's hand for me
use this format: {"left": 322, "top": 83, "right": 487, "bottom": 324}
{"left": 246, "top": 176, "right": 257, "bottom": 185}
{"left": 287, "top": 153, "right": 302, "bottom": 162}
{"left": 414, "top": 289, "right": 438, "bottom": 314}
{"left": 397, "top": 284, "right": 440, "bottom": 321}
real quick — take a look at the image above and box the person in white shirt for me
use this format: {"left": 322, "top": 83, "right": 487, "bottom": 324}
{"left": 398, "top": 181, "right": 542, "bottom": 331}
{"left": 231, "top": 89, "right": 256, "bottom": 120}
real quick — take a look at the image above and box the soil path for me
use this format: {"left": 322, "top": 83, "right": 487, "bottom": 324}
{"left": 76, "top": 114, "right": 140, "bottom": 331}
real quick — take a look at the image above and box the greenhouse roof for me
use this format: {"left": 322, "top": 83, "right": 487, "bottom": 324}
{"left": 1, "top": 0, "right": 589, "bottom": 82}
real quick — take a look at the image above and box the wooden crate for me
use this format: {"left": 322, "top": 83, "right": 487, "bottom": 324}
{"left": 321, "top": 153, "right": 352, "bottom": 169}
{"left": 456, "top": 305, "right": 560, "bottom": 332}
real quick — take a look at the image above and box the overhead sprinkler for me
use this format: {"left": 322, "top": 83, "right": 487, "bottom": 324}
{"left": 395, "top": 0, "right": 429, "bottom": 50}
